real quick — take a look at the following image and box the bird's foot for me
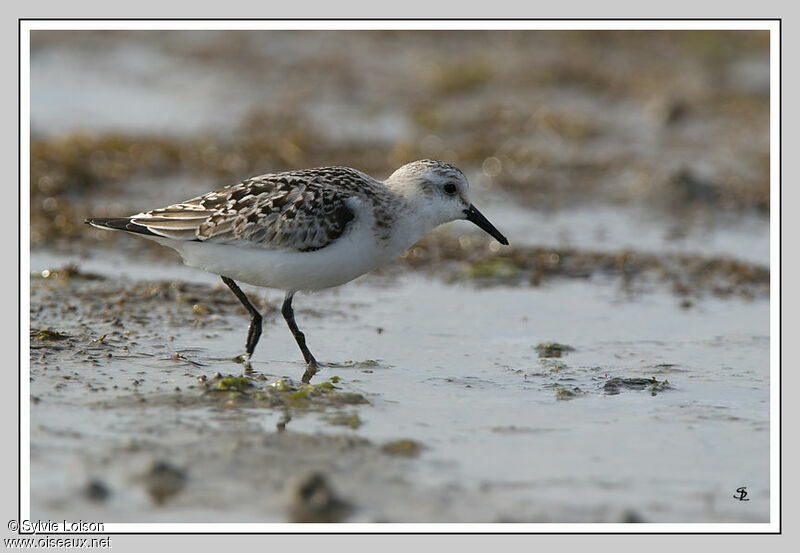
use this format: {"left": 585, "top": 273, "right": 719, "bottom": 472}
{"left": 233, "top": 353, "right": 254, "bottom": 373}
{"left": 301, "top": 361, "right": 320, "bottom": 384}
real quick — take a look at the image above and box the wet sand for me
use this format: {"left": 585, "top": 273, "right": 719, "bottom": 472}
{"left": 29, "top": 251, "right": 769, "bottom": 522}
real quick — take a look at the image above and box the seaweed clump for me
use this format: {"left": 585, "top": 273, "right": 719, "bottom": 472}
{"left": 603, "top": 377, "right": 672, "bottom": 397}
{"left": 202, "top": 374, "right": 368, "bottom": 411}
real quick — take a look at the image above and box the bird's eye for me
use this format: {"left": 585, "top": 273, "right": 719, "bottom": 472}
{"left": 444, "top": 183, "right": 457, "bottom": 195}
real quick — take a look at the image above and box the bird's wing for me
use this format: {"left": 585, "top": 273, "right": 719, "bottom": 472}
{"left": 125, "top": 171, "right": 358, "bottom": 251}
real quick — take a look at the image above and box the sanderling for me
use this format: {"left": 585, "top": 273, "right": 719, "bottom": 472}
{"left": 86, "top": 159, "right": 509, "bottom": 382}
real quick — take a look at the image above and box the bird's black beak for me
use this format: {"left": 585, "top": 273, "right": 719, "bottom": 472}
{"left": 464, "top": 204, "right": 509, "bottom": 246}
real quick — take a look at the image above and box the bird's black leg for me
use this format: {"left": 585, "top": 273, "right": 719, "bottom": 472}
{"left": 281, "top": 291, "right": 319, "bottom": 383}
{"left": 221, "top": 276, "right": 262, "bottom": 359}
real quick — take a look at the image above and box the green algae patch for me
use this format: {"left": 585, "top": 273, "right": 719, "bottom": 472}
{"left": 202, "top": 375, "right": 368, "bottom": 412}
{"left": 285, "top": 380, "right": 367, "bottom": 408}
{"left": 603, "top": 377, "right": 672, "bottom": 397}
{"left": 536, "top": 342, "right": 575, "bottom": 358}
{"left": 270, "top": 378, "right": 292, "bottom": 392}
{"left": 381, "top": 439, "right": 424, "bottom": 458}
{"left": 327, "top": 413, "right": 362, "bottom": 430}
{"left": 335, "top": 393, "right": 369, "bottom": 405}
{"left": 31, "top": 328, "right": 70, "bottom": 341}
{"left": 539, "top": 359, "right": 568, "bottom": 374}
{"left": 214, "top": 376, "right": 254, "bottom": 392}
{"left": 333, "top": 360, "right": 380, "bottom": 369}
{"left": 288, "top": 381, "right": 335, "bottom": 401}
{"left": 555, "top": 386, "right": 584, "bottom": 401}
{"left": 289, "top": 389, "right": 310, "bottom": 400}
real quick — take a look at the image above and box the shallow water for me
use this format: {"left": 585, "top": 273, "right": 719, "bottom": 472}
{"left": 29, "top": 251, "right": 769, "bottom": 523}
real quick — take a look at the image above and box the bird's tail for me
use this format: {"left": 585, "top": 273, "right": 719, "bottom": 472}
{"left": 85, "top": 217, "right": 160, "bottom": 237}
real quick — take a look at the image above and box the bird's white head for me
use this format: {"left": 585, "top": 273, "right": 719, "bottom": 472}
{"left": 385, "top": 160, "right": 509, "bottom": 245}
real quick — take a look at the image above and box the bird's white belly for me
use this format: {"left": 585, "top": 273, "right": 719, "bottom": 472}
{"left": 150, "top": 229, "right": 397, "bottom": 291}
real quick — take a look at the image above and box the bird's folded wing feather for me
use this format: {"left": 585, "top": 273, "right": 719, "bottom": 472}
{"left": 129, "top": 175, "right": 356, "bottom": 252}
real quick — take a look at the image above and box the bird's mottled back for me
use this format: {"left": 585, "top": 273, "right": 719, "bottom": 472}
{"left": 123, "top": 166, "right": 394, "bottom": 251}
